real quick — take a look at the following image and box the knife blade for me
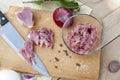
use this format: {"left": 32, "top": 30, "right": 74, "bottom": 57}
{"left": 0, "top": 11, "right": 49, "bottom": 76}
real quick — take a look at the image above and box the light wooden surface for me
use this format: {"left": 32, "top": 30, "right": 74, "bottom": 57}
{"left": 0, "top": 0, "right": 120, "bottom": 80}
{"left": 0, "top": 6, "right": 101, "bottom": 80}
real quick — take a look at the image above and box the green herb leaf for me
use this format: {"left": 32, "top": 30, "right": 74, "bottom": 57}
{"left": 60, "top": 0, "right": 79, "bottom": 9}
{"left": 23, "top": 0, "right": 79, "bottom": 9}
{"left": 23, "top": 0, "right": 45, "bottom": 5}
{"left": 64, "top": 0, "right": 76, "bottom": 2}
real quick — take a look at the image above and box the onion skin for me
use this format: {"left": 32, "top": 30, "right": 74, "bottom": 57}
{"left": 23, "top": 74, "right": 35, "bottom": 80}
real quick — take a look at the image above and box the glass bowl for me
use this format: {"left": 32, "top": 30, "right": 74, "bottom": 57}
{"left": 62, "top": 14, "right": 103, "bottom": 55}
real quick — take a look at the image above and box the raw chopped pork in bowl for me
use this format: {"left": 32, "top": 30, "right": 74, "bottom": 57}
{"left": 62, "top": 14, "right": 103, "bottom": 55}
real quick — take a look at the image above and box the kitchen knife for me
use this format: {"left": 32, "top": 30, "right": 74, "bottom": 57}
{"left": 0, "top": 11, "right": 49, "bottom": 76}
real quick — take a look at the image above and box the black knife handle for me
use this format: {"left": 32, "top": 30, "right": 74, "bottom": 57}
{"left": 0, "top": 11, "right": 8, "bottom": 26}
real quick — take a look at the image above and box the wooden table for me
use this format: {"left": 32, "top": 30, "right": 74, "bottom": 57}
{"left": 79, "top": 0, "right": 120, "bottom": 80}
{"left": 1, "top": 0, "right": 120, "bottom": 80}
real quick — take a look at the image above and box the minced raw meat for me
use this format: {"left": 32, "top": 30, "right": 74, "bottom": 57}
{"left": 27, "top": 27, "right": 54, "bottom": 49}
{"left": 67, "top": 23, "right": 98, "bottom": 54}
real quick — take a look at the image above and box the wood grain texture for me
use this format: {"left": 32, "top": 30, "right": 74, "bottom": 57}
{"left": 79, "top": 0, "right": 120, "bottom": 19}
{"left": 0, "top": 6, "right": 101, "bottom": 80}
{"left": 99, "top": 7, "right": 120, "bottom": 80}
{"left": 102, "top": 7, "right": 120, "bottom": 46}
{"left": 100, "top": 36, "right": 120, "bottom": 80}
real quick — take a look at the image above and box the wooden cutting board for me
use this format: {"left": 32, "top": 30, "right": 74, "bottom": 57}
{"left": 0, "top": 6, "right": 101, "bottom": 80}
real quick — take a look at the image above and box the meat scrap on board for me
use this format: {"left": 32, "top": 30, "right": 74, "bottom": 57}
{"left": 16, "top": 7, "right": 34, "bottom": 28}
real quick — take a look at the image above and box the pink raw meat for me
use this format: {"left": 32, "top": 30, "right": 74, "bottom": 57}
{"left": 67, "top": 23, "right": 98, "bottom": 54}
{"left": 17, "top": 7, "right": 34, "bottom": 28}
{"left": 28, "top": 27, "right": 54, "bottom": 49}
{"left": 19, "top": 40, "right": 34, "bottom": 65}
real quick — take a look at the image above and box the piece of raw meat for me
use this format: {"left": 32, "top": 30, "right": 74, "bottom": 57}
{"left": 16, "top": 7, "right": 34, "bottom": 28}
{"left": 19, "top": 40, "right": 34, "bottom": 65}
{"left": 28, "top": 27, "right": 54, "bottom": 49}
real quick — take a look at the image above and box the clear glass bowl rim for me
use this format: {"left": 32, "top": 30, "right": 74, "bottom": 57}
{"left": 62, "top": 14, "right": 103, "bottom": 56}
